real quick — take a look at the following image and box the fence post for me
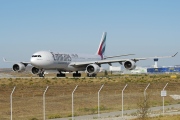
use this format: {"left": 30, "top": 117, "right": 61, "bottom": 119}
{"left": 72, "top": 85, "right": 78, "bottom": 120}
{"left": 98, "top": 84, "right": 104, "bottom": 118}
{"left": 122, "top": 84, "right": 128, "bottom": 118}
{"left": 144, "top": 83, "right": 150, "bottom": 100}
{"left": 162, "top": 83, "right": 168, "bottom": 116}
{"left": 10, "top": 86, "right": 16, "bottom": 120}
{"left": 43, "top": 86, "right": 49, "bottom": 120}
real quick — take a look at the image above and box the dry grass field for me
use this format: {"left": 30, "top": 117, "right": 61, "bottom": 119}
{"left": 0, "top": 73, "right": 180, "bottom": 120}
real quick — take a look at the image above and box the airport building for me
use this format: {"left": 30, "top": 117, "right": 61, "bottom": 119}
{"left": 147, "top": 58, "right": 180, "bottom": 73}
{"left": 111, "top": 58, "right": 180, "bottom": 74}
{"left": 147, "top": 66, "right": 180, "bottom": 73}
{"left": 123, "top": 67, "right": 147, "bottom": 74}
{"left": 122, "top": 57, "right": 180, "bottom": 74}
{"left": 122, "top": 66, "right": 180, "bottom": 74}
{"left": 109, "top": 66, "right": 121, "bottom": 72}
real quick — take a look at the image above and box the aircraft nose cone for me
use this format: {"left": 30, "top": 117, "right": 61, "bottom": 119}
{"left": 30, "top": 58, "right": 36, "bottom": 66}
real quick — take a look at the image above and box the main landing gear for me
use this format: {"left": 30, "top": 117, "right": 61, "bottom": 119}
{"left": 56, "top": 71, "right": 81, "bottom": 77}
{"left": 57, "top": 71, "right": 66, "bottom": 77}
{"left": 73, "top": 71, "right": 81, "bottom": 77}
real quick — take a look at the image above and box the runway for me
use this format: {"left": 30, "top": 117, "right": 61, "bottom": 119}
{"left": 50, "top": 104, "right": 180, "bottom": 120}
{"left": 0, "top": 73, "right": 113, "bottom": 79}
{"left": 0, "top": 76, "right": 109, "bottom": 79}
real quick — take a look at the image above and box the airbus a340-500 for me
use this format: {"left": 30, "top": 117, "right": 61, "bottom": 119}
{"left": 3, "top": 32, "right": 178, "bottom": 77}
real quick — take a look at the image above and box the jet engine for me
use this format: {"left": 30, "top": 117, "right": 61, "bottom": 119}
{"left": 86, "top": 64, "right": 100, "bottom": 74}
{"left": 124, "top": 60, "right": 136, "bottom": 70}
{"left": 31, "top": 67, "right": 40, "bottom": 74}
{"left": 12, "top": 63, "right": 26, "bottom": 72}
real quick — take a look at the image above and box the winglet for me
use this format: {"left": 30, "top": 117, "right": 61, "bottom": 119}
{"left": 2, "top": 57, "right": 30, "bottom": 64}
{"left": 172, "top": 52, "right": 178, "bottom": 57}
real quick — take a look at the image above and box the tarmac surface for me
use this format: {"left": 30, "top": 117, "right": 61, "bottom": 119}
{"left": 0, "top": 74, "right": 109, "bottom": 79}
{"left": 50, "top": 104, "right": 180, "bottom": 120}
{"left": 0, "top": 73, "right": 13, "bottom": 78}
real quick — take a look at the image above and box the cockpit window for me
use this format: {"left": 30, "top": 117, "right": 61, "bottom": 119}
{"left": 32, "top": 55, "right": 42, "bottom": 57}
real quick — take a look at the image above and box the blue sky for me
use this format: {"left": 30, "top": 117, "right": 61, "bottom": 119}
{"left": 0, "top": 0, "right": 180, "bottom": 68}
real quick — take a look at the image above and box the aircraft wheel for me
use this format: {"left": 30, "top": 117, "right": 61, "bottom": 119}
{"left": 87, "top": 73, "right": 90, "bottom": 77}
{"left": 87, "top": 73, "right": 96, "bottom": 77}
{"left": 73, "top": 73, "right": 81, "bottom": 77}
{"left": 57, "top": 74, "right": 60, "bottom": 77}
{"left": 39, "top": 73, "right": 45, "bottom": 77}
{"left": 78, "top": 73, "right": 81, "bottom": 77}
{"left": 73, "top": 73, "right": 76, "bottom": 77}
{"left": 62, "top": 74, "right": 66, "bottom": 77}
{"left": 57, "top": 73, "right": 66, "bottom": 77}
{"left": 92, "top": 74, "right": 96, "bottom": 77}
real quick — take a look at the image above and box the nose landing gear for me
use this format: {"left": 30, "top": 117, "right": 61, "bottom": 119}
{"left": 87, "top": 73, "right": 97, "bottom": 77}
{"left": 38, "top": 70, "right": 45, "bottom": 77}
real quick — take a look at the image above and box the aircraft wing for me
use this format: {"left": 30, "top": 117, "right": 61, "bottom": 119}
{"left": 103, "top": 54, "right": 135, "bottom": 59}
{"left": 3, "top": 57, "right": 30, "bottom": 64}
{"left": 70, "top": 52, "right": 178, "bottom": 67}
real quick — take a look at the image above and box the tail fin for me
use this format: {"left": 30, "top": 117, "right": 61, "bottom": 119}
{"left": 97, "top": 32, "right": 107, "bottom": 59}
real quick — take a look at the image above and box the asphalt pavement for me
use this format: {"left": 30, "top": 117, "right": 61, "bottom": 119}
{"left": 50, "top": 104, "right": 180, "bottom": 120}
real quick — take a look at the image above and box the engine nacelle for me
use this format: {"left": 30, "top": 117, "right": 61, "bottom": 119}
{"left": 12, "top": 63, "right": 26, "bottom": 72}
{"left": 86, "top": 64, "right": 100, "bottom": 75}
{"left": 31, "top": 67, "right": 40, "bottom": 74}
{"left": 124, "top": 60, "right": 136, "bottom": 70}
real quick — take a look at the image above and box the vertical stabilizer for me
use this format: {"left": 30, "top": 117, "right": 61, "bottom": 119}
{"left": 97, "top": 32, "right": 107, "bottom": 59}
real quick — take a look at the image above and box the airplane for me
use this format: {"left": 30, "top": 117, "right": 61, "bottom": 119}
{"left": 3, "top": 32, "right": 178, "bottom": 77}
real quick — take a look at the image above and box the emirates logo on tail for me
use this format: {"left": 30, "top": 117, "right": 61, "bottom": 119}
{"left": 97, "top": 32, "right": 106, "bottom": 60}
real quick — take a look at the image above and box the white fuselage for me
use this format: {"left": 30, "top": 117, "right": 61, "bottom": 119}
{"left": 30, "top": 51, "right": 101, "bottom": 72}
